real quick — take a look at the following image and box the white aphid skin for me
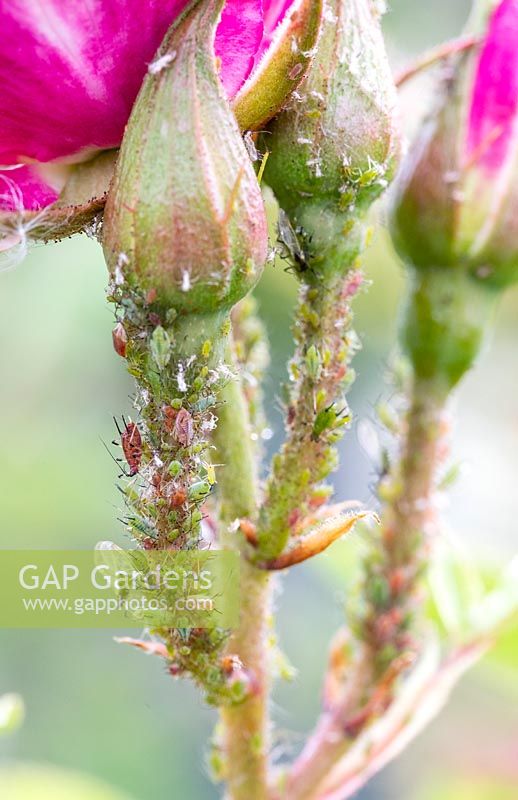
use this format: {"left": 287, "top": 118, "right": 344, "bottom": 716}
{"left": 176, "top": 363, "right": 188, "bottom": 393}
{"left": 148, "top": 51, "right": 177, "bottom": 75}
{"left": 181, "top": 269, "right": 191, "bottom": 292}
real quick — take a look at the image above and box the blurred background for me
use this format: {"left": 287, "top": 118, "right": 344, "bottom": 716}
{"left": 0, "top": 0, "right": 516, "bottom": 798}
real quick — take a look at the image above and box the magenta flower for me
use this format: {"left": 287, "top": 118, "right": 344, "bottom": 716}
{"left": 0, "top": 0, "right": 311, "bottom": 215}
{"left": 466, "top": 0, "right": 518, "bottom": 172}
{"left": 392, "top": 0, "right": 518, "bottom": 286}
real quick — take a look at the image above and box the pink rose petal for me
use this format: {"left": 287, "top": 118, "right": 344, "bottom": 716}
{"left": 0, "top": 166, "right": 59, "bottom": 212}
{"left": 258, "top": 0, "right": 297, "bottom": 62}
{"left": 1, "top": 1, "right": 190, "bottom": 164}
{"left": 1, "top": 0, "right": 264, "bottom": 166}
{"left": 216, "top": 0, "right": 264, "bottom": 98}
{"left": 466, "top": 0, "right": 518, "bottom": 171}
{"left": 0, "top": 0, "right": 293, "bottom": 214}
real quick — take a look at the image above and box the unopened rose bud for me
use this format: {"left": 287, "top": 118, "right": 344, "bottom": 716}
{"left": 103, "top": 0, "right": 268, "bottom": 314}
{"left": 263, "top": 0, "right": 400, "bottom": 272}
{"left": 392, "top": 0, "right": 518, "bottom": 290}
{"left": 392, "top": 0, "right": 518, "bottom": 390}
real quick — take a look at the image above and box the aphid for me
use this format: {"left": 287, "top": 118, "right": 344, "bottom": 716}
{"left": 168, "top": 487, "right": 188, "bottom": 508}
{"left": 389, "top": 568, "right": 406, "bottom": 596}
{"left": 112, "top": 322, "right": 128, "bottom": 358}
{"left": 142, "top": 537, "right": 156, "bottom": 550}
{"left": 174, "top": 408, "right": 194, "bottom": 447}
{"left": 145, "top": 287, "right": 158, "bottom": 304}
{"left": 187, "top": 480, "right": 211, "bottom": 502}
{"left": 177, "top": 628, "right": 191, "bottom": 642}
{"left": 150, "top": 324, "right": 171, "bottom": 370}
{"left": 151, "top": 472, "right": 163, "bottom": 492}
{"left": 122, "top": 514, "right": 155, "bottom": 539}
{"left": 243, "top": 131, "right": 259, "bottom": 162}
{"left": 221, "top": 654, "right": 243, "bottom": 675}
{"left": 277, "top": 209, "right": 313, "bottom": 273}
{"left": 312, "top": 403, "right": 351, "bottom": 440}
{"left": 163, "top": 404, "right": 177, "bottom": 432}
{"left": 114, "top": 416, "right": 142, "bottom": 476}
{"left": 148, "top": 311, "right": 162, "bottom": 328}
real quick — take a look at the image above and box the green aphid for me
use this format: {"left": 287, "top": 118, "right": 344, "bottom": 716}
{"left": 205, "top": 463, "right": 217, "bottom": 486}
{"left": 380, "top": 448, "right": 391, "bottom": 479}
{"left": 168, "top": 460, "right": 183, "bottom": 478}
{"left": 305, "top": 344, "right": 322, "bottom": 382}
{"left": 367, "top": 575, "right": 390, "bottom": 609}
{"left": 339, "top": 188, "right": 356, "bottom": 210}
{"left": 312, "top": 406, "right": 337, "bottom": 439}
{"left": 312, "top": 403, "right": 350, "bottom": 439}
{"left": 377, "top": 401, "right": 400, "bottom": 434}
{"left": 123, "top": 485, "right": 140, "bottom": 504}
{"left": 127, "top": 365, "right": 143, "bottom": 380}
{"left": 188, "top": 481, "right": 212, "bottom": 502}
{"left": 127, "top": 549, "right": 150, "bottom": 573}
{"left": 193, "top": 394, "right": 217, "bottom": 413}
{"left": 358, "top": 167, "right": 380, "bottom": 186}
{"left": 145, "top": 359, "right": 162, "bottom": 394}
{"left": 150, "top": 325, "right": 172, "bottom": 370}
{"left": 127, "top": 515, "right": 156, "bottom": 539}
{"left": 190, "top": 508, "right": 203, "bottom": 526}
{"left": 438, "top": 463, "right": 461, "bottom": 491}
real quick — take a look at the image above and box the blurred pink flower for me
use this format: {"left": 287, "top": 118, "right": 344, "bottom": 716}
{"left": 391, "top": 0, "right": 518, "bottom": 286}
{"left": 467, "top": 0, "right": 518, "bottom": 171}
{"left": 0, "top": 0, "right": 294, "bottom": 211}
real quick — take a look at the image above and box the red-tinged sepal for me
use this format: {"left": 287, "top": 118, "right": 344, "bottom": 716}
{"left": 232, "top": 0, "right": 324, "bottom": 131}
{"left": 102, "top": 0, "right": 268, "bottom": 315}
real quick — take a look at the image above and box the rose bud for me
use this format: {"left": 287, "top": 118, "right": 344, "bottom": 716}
{"left": 392, "top": 0, "right": 518, "bottom": 290}
{"left": 102, "top": 0, "right": 268, "bottom": 315}
{"left": 391, "top": 0, "right": 518, "bottom": 390}
{"left": 263, "top": 0, "right": 400, "bottom": 273}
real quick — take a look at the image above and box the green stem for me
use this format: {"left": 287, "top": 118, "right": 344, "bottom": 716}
{"left": 282, "top": 375, "right": 448, "bottom": 800}
{"left": 213, "top": 338, "right": 272, "bottom": 800}
{"left": 110, "top": 279, "right": 238, "bottom": 697}
{"left": 256, "top": 264, "right": 362, "bottom": 562}
{"left": 362, "top": 374, "right": 448, "bottom": 675}
{"left": 362, "top": 266, "right": 496, "bottom": 674}
{"left": 282, "top": 265, "right": 495, "bottom": 799}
